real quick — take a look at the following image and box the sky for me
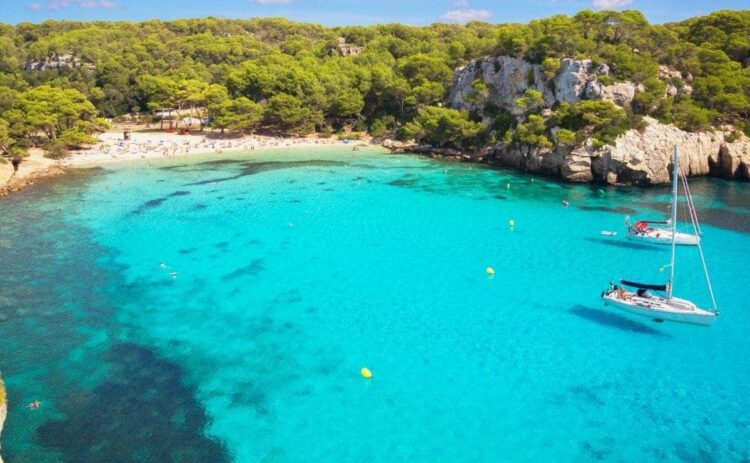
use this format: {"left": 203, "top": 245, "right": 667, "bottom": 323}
{"left": 0, "top": 0, "right": 747, "bottom": 26}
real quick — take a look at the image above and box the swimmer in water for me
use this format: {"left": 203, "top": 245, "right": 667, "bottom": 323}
{"left": 562, "top": 200, "right": 569, "bottom": 207}
{"left": 28, "top": 400, "right": 41, "bottom": 410}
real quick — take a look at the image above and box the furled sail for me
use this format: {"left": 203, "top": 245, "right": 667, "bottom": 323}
{"left": 620, "top": 280, "right": 668, "bottom": 291}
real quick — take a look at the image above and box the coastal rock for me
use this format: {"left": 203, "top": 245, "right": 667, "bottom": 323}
{"left": 585, "top": 81, "right": 638, "bottom": 108}
{"left": 449, "top": 56, "right": 551, "bottom": 116}
{"left": 450, "top": 56, "right": 700, "bottom": 119}
{"left": 478, "top": 118, "right": 750, "bottom": 185}
{"left": 0, "top": 161, "right": 13, "bottom": 189}
{"left": 590, "top": 117, "right": 723, "bottom": 184}
{"left": 381, "top": 138, "right": 418, "bottom": 153}
{"left": 713, "top": 135, "right": 750, "bottom": 179}
{"left": 450, "top": 55, "right": 644, "bottom": 117}
{"left": 561, "top": 146, "right": 595, "bottom": 182}
{"left": 554, "top": 59, "right": 600, "bottom": 103}
{"left": 490, "top": 144, "right": 562, "bottom": 178}
{"left": 658, "top": 65, "right": 682, "bottom": 81}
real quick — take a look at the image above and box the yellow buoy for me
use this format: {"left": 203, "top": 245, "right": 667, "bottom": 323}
{"left": 486, "top": 267, "right": 495, "bottom": 276}
{"left": 361, "top": 367, "right": 373, "bottom": 379}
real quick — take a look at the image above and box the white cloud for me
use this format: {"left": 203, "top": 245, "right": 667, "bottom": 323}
{"left": 28, "top": 0, "right": 117, "bottom": 10}
{"left": 592, "top": 0, "right": 633, "bottom": 9}
{"left": 440, "top": 8, "right": 492, "bottom": 22}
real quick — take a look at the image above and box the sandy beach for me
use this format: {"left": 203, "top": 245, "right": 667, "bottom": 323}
{"left": 67, "top": 131, "right": 361, "bottom": 166}
{"left": 1, "top": 131, "right": 366, "bottom": 195}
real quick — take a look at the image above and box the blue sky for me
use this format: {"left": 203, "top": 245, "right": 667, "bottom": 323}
{"left": 1, "top": 0, "right": 747, "bottom": 25}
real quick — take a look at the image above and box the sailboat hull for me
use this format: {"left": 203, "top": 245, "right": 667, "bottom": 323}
{"left": 602, "top": 292, "right": 716, "bottom": 326}
{"left": 626, "top": 228, "right": 700, "bottom": 246}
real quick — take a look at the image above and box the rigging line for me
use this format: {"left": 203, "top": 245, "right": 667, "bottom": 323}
{"left": 681, "top": 168, "right": 717, "bottom": 313}
{"left": 680, "top": 168, "right": 702, "bottom": 236}
{"left": 695, "top": 224, "right": 719, "bottom": 313}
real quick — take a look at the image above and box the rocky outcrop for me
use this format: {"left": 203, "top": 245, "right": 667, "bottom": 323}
{"left": 590, "top": 117, "right": 723, "bottom": 184}
{"left": 449, "top": 56, "right": 620, "bottom": 117}
{"left": 449, "top": 56, "right": 551, "bottom": 116}
{"left": 585, "top": 81, "right": 639, "bottom": 108}
{"left": 0, "top": 154, "right": 65, "bottom": 196}
{"left": 439, "top": 54, "right": 750, "bottom": 185}
{"left": 449, "top": 56, "right": 691, "bottom": 118}
{"left": 712, "top": 137, "right": 750, "bottom": 180}
{"left": 381, "top": 138, "right": 418, "bottom": 153}
{"left": 391, "top": 117, "right": 750, "bottom": 185}
{"left": 24, "top": 53, "right": 95, "bottom": 72}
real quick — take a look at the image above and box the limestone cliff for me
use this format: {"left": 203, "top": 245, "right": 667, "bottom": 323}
{"left": 442, "top": 55, "right": 750, "bottom": 185}
{"left": 482, "top": 118, "right": 750, "bottom": 185}
{"left": 450, "top": 56, "right": 624, "bottom": 116}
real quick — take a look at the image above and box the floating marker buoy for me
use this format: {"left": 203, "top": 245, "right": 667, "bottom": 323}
{"left": 361, "top": 367, "right": 373, "bottom": 379}
{"left": 486, "top": 267, "right": 495, "bottom": 276}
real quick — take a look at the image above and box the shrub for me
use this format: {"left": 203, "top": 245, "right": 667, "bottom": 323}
{"left": 515, "top": 89, "right": 545, "bottom": 115}
{"left": 597, "top": 75, "right": 615, "bottom": 86}
{"left": 541, "top": 57, "right": 561, "bottom": 79}
{"left": 512, "top": 114, "right": 553, "bottom": 149}
{"left": 369, "top": 119, "right": 387, "bottom": 138}
{"left": 725, "top": 131, "right": 740, "bottom": 143}
{"left": 58, "top": 129, "right": 97, "bottom": 149}
{"left": 554, "top": 128, "right": 579, "bottom": 146}
{"left": 402, "top": 106, "right": 485, "bottom": 148}
{"left": 44, "top": 141, "right": 69, "bottom": 159}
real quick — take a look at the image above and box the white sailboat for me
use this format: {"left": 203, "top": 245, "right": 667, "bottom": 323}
{"left": 624, "top": 217, "right": 700, "bottom": 246}
{"left": 602, "top": 146, "right": 719, "bottom": 326}
{"left": 624, "top": 162, "right": 702, "bottom": 245}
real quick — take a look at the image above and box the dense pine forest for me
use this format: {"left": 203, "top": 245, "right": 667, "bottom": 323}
{"left": 0, "top": 9, "right": 748, "bottom": 157}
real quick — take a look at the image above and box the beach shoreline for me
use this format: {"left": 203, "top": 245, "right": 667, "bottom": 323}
{"left": 1, "top": 131, "right": 368, "bottom": 196}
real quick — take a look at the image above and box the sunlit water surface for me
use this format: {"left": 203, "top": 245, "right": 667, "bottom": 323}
{"left": 1, "top": 146, "right": 749, "bottom": 462}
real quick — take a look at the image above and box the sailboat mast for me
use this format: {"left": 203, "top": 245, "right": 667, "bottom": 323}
{"left": 668, "top": 145, "right": 679, "bottom": 300}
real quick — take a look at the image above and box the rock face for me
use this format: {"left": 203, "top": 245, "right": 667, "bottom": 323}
{"left": 449, "top": 56, "right": 622, "bottom": 116}
{"left": 449, "top": 56, "right": 550, "bottom": 116}
{"left": 449, "top": 55, "right": 691, "bottom": 117}
{"left": 381, "top": 138, "right": 418, "bottom": 153}
{"left": 441, "top": 55, "right": 750, "bottom": 185}
{"left": 713, "top": 137, "right": 750, "bottom": 180}
{"left": 483, "top": 118, "right": 750, "bottom": 185}
{"left": 585, "top": 81, "right": 639, "bottom": 108}
{"left": 24, "top": 53, "right": 95, "bottom": 72}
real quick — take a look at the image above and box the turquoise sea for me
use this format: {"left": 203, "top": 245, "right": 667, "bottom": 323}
{"left": 0, "top": 146, "right": 749, "bottom": 462}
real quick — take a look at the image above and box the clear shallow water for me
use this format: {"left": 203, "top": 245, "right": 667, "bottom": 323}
{"left": 0, "top": 146, "right": 749, "bottom": 462}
